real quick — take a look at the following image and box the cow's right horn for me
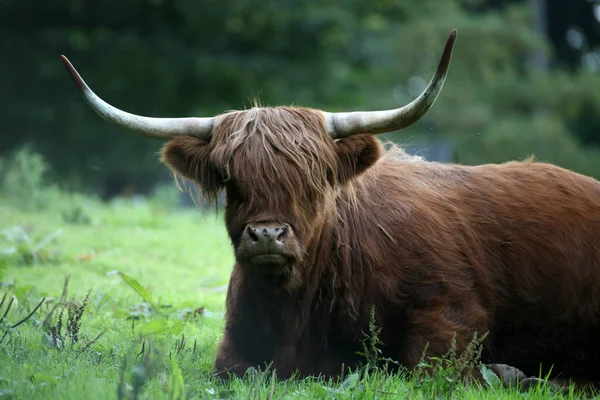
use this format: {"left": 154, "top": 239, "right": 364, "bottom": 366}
{"left": 60, "top": 55, "right": 215, "bottom": 141}
{"left": 325, "top": 29, "right": 457, "bottom": 139}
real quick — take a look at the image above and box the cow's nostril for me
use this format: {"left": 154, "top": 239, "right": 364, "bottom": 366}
{"left": 247, "top": 227, "right": 259, "bottom": 242}
{"left": 276, "top": 224, "right": 289, "bottom": 242}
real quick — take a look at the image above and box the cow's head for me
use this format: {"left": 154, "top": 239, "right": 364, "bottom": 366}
{"left": 61, "top": 30, "right": 456, "bottom": 288}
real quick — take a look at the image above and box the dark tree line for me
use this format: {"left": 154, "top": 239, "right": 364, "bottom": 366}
{"left": 1, "top": 0, "right": 599, "bottom": 198}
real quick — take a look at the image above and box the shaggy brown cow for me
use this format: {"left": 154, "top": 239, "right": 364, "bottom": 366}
{"left": 61, "top": 30, "right": 600, "bottom": 386}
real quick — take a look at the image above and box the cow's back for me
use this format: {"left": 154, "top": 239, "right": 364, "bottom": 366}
{"left": 351, "top": 154, "right": 600, "bottom": 378}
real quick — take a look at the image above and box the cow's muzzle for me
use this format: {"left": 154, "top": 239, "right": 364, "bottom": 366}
{"left": 237, "top": 222, "right": 299, "bottom": 270}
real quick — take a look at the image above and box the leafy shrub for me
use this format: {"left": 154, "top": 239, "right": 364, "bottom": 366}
{"left": 42, "top": 283, "right": 106, "bottom": 362}
{"left": 0, "top": 146, "right": 62, "bottom": 211}
{"left": 412, "top": 332, "right": 488, "bottom": 396}
{"left": 356, "top": 306, "right": 401, "bottom": 372}
{"left": 61, "top": 201, "right": 94, "bottom": 225}
{"left": 0, "top": 226, "right": 62, "bottom": 266}
{"left": 47, "top": 291, "right": 90, "bottom": 349}
{"left": 353, "top": 307, "right": 490, "bottom": 398}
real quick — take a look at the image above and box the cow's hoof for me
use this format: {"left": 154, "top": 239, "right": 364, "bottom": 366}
{"left": 486, "top": 363, "right": 527, "bottom": 387}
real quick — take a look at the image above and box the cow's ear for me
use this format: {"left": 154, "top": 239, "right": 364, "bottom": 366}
{"left": 161, "top": 137, "right": 224, "bottom": 193}
{"left": 335, "top": 134, "right": 381, "bottom": 184}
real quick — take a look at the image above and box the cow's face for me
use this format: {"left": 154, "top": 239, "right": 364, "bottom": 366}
{"left": 61, "top": 31, "right": 454, "bottom": 287}
{"left": 162, "top": 107, "right": 380, "bottom": 286}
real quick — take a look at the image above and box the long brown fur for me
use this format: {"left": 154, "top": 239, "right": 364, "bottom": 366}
{"left": 161, "top": 106, "right": 600, "bottom": 383}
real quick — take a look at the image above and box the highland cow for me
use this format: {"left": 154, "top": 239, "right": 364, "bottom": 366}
{"left": 61, "top": 30, "right": 600, "bottom": 386}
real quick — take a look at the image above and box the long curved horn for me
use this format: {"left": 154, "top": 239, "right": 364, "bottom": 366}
{"left": 60, "top": 55, "right": 214, "bottom": 140}
{"left": 325, "top": 29, "right": 457, "bottom": 138}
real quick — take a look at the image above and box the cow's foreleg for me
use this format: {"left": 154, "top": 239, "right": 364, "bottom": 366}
{"left": 213, "top": 337, "right": 254, "bottom": 381}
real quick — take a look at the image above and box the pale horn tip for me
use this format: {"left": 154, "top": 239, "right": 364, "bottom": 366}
{"left": 60, "top": 55, "right": 88, "bottom": 95}
{"left": 436, "top": 30, "right": 458, "bottom": 78}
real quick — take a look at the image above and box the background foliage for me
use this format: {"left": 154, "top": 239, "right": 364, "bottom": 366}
{"left": 1, "top": 0, "right": 599, "bottom": 198}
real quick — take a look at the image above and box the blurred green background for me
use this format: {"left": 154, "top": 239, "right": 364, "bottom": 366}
{"left": 1, "top": 0, "right": 600, "bottom": 201}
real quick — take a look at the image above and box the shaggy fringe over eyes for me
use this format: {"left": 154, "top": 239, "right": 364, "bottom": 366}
{"left": 212, "top": 107, "right": 339, "bottom": 208}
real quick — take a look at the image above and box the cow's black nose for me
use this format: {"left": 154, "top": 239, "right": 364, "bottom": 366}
{"left": 246, "top": 223, "right": 289, "bottom": 244}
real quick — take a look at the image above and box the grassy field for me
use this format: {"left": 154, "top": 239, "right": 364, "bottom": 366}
{"left": 0, "top": 193, "right": 587, "bottom": 399}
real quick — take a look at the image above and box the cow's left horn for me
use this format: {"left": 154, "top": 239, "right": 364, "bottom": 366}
{"left": 325, "top": 29, "right": 457, "bottom": 139}
{"left": 60, "top": 55, "right": 215, "bottom": 141}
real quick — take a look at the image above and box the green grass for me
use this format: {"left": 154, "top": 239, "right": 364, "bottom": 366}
{"left": 0, "top": 196, "right": 587, "bottom": 399}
